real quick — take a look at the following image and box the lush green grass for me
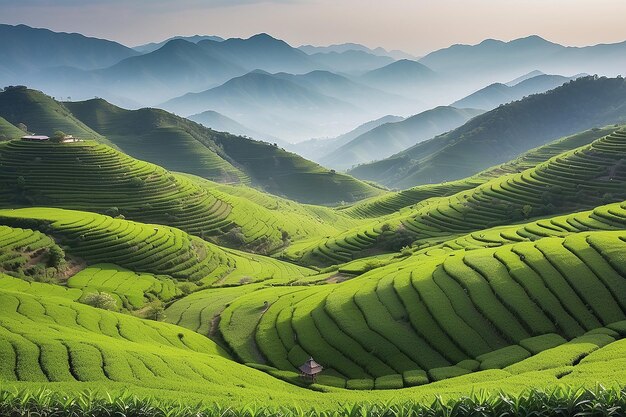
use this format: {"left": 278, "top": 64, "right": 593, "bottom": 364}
{"left": 0, "top": 275, "right": 625, "bottom": 408}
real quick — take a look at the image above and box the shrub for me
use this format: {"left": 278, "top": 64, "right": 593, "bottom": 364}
{"left": 47, "top": 245, "right": 65, "bottom": 268}
{"left": 374, "top": 374, "right": 404, "bottom": 389}
{"left": 428, "top": 365, "right": 470, "bottom": 381}
{"left": 478, "top": 345, "right": 531, "bottom": 370}
{"left": 346, "top": 378, "right": 374, "bottom": 390}
{"left": 519, "top": 334, "right": 567, "bottom": 355}
{"left": 144, "top": 301, "right": 166, "bottom": 321}
{"left": 402, "top": 369, "right": 428, "bottom": 387}
{"left": 84, "top": 292, "right": 117, "bottom": 311}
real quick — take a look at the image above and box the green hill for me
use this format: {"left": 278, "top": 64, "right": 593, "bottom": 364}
{"left": 64, "top": 98, "right": 247, "bottom": 183}
{"left": 213, "top": 227, "right": 626, "bottom": 386}
{"left": 349, "top": 76, "right": 626, "bottom": 188}
{"left": 0, "top": 86, "right": 107, "bottom": 143}
{"left": 288, "top": 128, "right": 626, "bottom": 265}
{"left": 340, "top": 125, "right": 620, "bottom": 218}
{"left": 0, "top": 140, "right": 362, "bottom": 251}
{"left": 0, "top": 88, "right": 381, "bottom": 205}
{"left": 0, "top": 116, "right": 23, "bottom": 140}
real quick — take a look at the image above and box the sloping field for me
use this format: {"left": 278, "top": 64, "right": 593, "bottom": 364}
{"left": 224, "top": 230, "right": 626, "bottom": 388}
{"left": 286, "top": 129, "right": 626, "bottom": 266}
{"left": 1, "top": 275, "right": 624, "bottom": 406}
{"left": 0, "top": 208, "right": 313, "bottom": 287}
{"left": 339, "top": 126, "right": 620, "bottom": 219}
{"left": 0, "top": 140, "right": 360, "bottom": 251}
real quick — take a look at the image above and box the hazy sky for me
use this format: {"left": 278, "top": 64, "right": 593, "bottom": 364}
{"left": 1, "top": 0, "right": 626, "bottom": 54}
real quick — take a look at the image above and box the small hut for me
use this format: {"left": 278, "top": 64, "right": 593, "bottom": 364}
{"left": 299, "top": 357, "right": 323, "bottom": 381}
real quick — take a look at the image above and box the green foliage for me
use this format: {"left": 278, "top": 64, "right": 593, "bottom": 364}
{"left": 84, "top": 291, "right": 117, "bottom": 311}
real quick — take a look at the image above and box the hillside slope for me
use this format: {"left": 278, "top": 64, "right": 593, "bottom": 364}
{"left": 289, "top": 128, "right": 626, "bottom": 265}
{"left": 349, "top": 76, "right": 626, "bottom": 188}
{"left": 341, "top": 125, "right": 620, "bottom": 218}
{"left": 0, "top": 88, "right": 381, "bottom": 205}
{"left": 0, "top": 140, "right": 363, "bottom": 250}
{"left": 321, "top": 107, "right": 484, "bottom": 170}
{"left": 0, "top": 87, "right": 107, "bottom": 143}
{"left": 452, "top": 74, "right": 574, "bottom": 110}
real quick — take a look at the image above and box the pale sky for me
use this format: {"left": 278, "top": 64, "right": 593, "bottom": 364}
{"left": 1, "top": 0, "right": 626, "bottom": 55}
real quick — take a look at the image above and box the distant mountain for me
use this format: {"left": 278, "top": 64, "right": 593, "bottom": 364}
{"left": 360, "top": 59, "right": 441, "bottom": 105}
{"left": 299, "top": 42, "right": 411, "bottom": 58}
{"left": 196, "top": 33, "right": 321, "bottom": 75}
{"left": 452, "top": 74, "right": 576, "bottom": 110}
{"left": 349, "top": 76, "right": 626, "bottom": 188}
{"left": 308, "top": 50, "right": 395, "bottom": 73}
{"left": 419, "top": 35, "right": 626, "bottom": 83}
{"left": 187, "top": 110, "right": 284, "bottom": 145}
{"left": 505, "top": 70, "right": 545, "bottom": 86}
{"left": 320, "top": 106, "right": 484, "bottom": 170}
{"left": 273, "top": 70, "right": 419, "bottom": 115}
{"left": 161, "top": 71, "right": 366, "bottom": 142}
{"left": 133, "top": 35, "right": 224, "bottom": 53}
{"left": 93, "top": 39, "right": 246, "bottom": 104}
{"left": 0, "top": 24, "right": 138, "bottom": 83}
{"left": 289, "top": 115, "right": 404, "bottom": 161}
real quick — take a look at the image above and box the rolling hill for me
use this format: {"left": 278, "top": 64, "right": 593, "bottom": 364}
{"left": 0, "top": 139, "right": 365, "bottom": 250}
{"left": 289, "top": 128, "right": 626, "bottom": 265}
{"left": 341, "top": 125, "right": 620, "bottom": 218}
{"left": 0, "top": 88, "right": 381, "bottom": 205}
{"left": 349, "top": 76, "right": 626, "bottom": 188}
{"left": 451, "top": 74, "right": 575, "bottom": 110}
{"left": 320, "top": 106, "right": 484, "bottom": 170}
{"left": 0, "top": 86, "right": 108, "bottom": 144}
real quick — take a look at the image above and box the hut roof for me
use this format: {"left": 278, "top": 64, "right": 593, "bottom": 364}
{"left": 299, "top": 357, "right": 323, "bottom": 375}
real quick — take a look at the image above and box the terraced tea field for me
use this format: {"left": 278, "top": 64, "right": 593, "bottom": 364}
{"left": 0, "top": 122, "right": 625, "bottom": 414}
{"left": 287, "top": 129, "right": 626, "bottom": 266}
{"left": 0, "top": 140, "right": 361, "bottom": 251}
{"left": 211, "top": 229, "right": 626, "bottom": 389}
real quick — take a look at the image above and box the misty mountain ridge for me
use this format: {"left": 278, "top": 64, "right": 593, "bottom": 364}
{"left": 320, "top": 106, "right": 484, "bottom": 170}
{"left": 133, "top": 35, "right": 225, "bottom": 53}
{"left": 451, "top": 73, "right": 581, "bottom": 110}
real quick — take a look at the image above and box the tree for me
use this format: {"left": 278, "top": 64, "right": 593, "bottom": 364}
{"left": 84, "top": 292, "right": 117, "bottom": 311}
{"left": 17, "top": 123, "right": 28, "bottom": 132}
{"left": 47, "top": 245, "right": 66, "bottom": 268}
{"left": 522, "top": 205, "right": 533, "bottom": 218}
{"left": 51, "top": 131, "right": 66, "bottom": 143}
{"left": 145, "top": 301, "right": 166, "bottom": 321}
